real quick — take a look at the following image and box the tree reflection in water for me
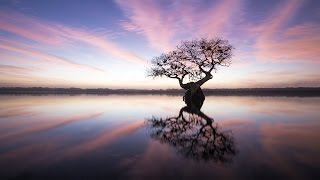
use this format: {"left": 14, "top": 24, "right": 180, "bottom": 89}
{"left": 147, "top": 102, "right": 237, "bottom": 163}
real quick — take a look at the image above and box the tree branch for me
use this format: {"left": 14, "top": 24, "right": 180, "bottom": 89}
{"left": 148, "top": 38, "right": 234, "bottom": 88}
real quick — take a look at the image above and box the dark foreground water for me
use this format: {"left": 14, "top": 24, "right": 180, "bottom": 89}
{"left": 0, "top": 95, "right": 319, "bottom": 180}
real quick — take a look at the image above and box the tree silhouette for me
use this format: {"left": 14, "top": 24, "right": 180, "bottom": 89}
{"left": 146, "top": 104, "right": 237, "bottom": 163}
{"left": 148, "top": 38, "right": 234, "bottom": 105}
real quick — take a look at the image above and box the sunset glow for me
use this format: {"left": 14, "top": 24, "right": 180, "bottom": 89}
{"left": 0, "top": 0, "right": 319, "bottom": 88}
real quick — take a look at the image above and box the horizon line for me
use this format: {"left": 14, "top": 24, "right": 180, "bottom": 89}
{"left": 1, "top": 86, "right": 320, "bottom": 90}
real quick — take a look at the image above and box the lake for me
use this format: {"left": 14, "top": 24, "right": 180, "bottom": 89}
{"left": 0, "top": 95, "right": 319, "bottom": 179}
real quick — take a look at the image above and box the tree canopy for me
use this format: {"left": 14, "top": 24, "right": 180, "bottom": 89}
{"left": 148, "top": 38, "right": 234, "bottom": 87}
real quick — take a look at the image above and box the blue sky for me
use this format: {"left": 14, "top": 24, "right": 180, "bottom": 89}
{"left": 0, "top": 0, "right": 319, "bottom": 89}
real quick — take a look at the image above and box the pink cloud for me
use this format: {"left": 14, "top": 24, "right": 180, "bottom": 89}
{"left": 116, "top": 0, "right": 242, "bottom": 52}
{"left": 0, "top": 38, "right": 105, "bottom": 72}
{"left": 256, "top": 0, "right": 303, "bottom": 38}
{"left": 0, "top": 73, "right": 74, "bottom": 87}
{"left": 255, "top": 34, "right": 320, "bottom": 61}
{"left": 63, "top": 28, "right": 145, "bottom": 64}
{"left": 116, "top": 0, "right": 176, "bottom": 51}
{"left": 0, "top": 10, "right": 145, "bottom": 64}
{"left": 284, "top": 23, "right": 320, "bottom": 37}
{"left": 0, "top": 11, "right": 66, "bottom": 45}
{"left": 120, "top": 20, "right": 143, "bottom": 33}
{"left": 251, "top": 0, "right": 320, "bottom": 62}
{"left": 0, "top": 65, "right": 34, "bottom": 75}
{"left": 117, "top": 0, "right": 318, "bottom": 64}
{"left": 196, "top": 0, "right": 241, "bottom": 38}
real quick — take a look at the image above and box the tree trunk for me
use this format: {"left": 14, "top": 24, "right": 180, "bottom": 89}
{"left": 184, "top": 85, "right": 205, "bottom": 109}
{"left": 182, "top": 73, "right": 212, "bottom": 108}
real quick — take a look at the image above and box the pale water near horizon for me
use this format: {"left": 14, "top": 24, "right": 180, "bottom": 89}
{"left": 0, "top": 95, "right": 319, "bottom": 179}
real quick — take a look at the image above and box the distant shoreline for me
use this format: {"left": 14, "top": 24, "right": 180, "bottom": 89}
{"left": 0, "top": 87, "right": 320, "bottom": 97}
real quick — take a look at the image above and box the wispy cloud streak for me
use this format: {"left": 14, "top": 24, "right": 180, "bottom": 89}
{"left": 0, "top": 65, "right": 34, "bottom": 75}
{"left": 117, "top": 0, "right": 319, "bottom": 63}
{"left": 0, "top": 10, "right": 145, "bottom": 64}
{"left": 251, "top": 0, "right": 320, "bottom": 62}
{"left": 116, "top": 0, "right": 242, "bottom": 51}
{"left": 117, "top": 0, "right": 176, "bottom": 51}
{"left": 0, "top": 38, "right": 104, "bottom": 72}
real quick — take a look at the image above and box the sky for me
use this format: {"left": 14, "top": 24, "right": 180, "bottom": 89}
{"left": 0, "top": 0, "right": 319, "bottom": 89}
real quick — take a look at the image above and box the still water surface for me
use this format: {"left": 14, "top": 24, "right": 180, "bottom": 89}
{"left": 0, "top": 95, "right": 319, "bottom": 179}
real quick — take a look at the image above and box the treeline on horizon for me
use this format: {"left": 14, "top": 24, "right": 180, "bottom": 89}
{"left": 0, "top": 87, "right": 320, "bottom": 97}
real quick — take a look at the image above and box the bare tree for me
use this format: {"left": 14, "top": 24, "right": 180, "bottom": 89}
{"left": 148, "top": 38, "right": 234, "bottom": 104}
